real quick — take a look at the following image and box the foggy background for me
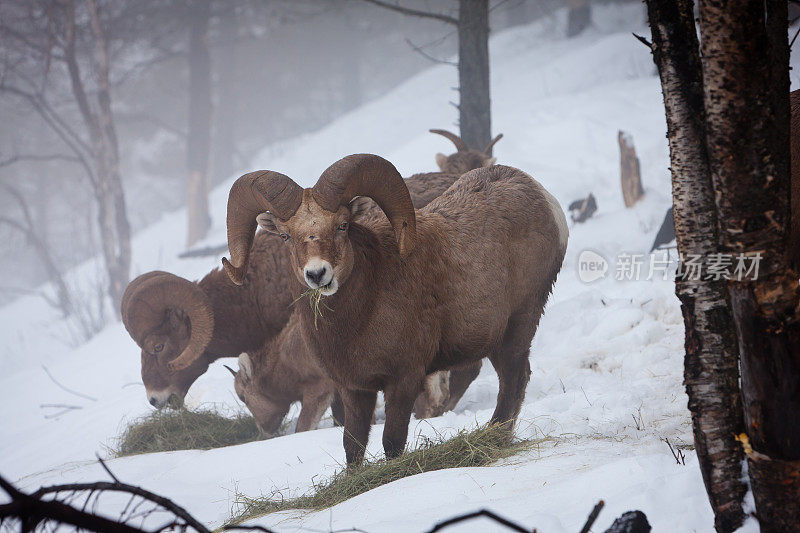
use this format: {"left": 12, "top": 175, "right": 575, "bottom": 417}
{"left": 0, "top": 0, "right": 618, "bottom": 331}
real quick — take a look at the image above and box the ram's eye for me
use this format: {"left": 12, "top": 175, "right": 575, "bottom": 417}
{"left": 337, "top": 222, "right": 348, "bottom": 231}
{"left": 153, "top": 343, "right": 164, "bottom": 353}
{"left": 280, "top": 233, "right": 289, "bottom": 241}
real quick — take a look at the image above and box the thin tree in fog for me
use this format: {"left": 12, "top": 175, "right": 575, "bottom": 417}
{"left": 0, "top": 0, "right": 131, "bottom": 318}
{"left": 186, "top": 0, "right": 213, "bottom": 247}
{"left": 362, "top": 0, "right": 494, "bottom": 152}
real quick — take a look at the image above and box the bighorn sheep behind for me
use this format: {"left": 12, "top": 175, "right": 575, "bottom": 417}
{"left": 228, "top": 313, "right": 335, "bottom": 434}
{"left": 429, "top": 128, "right": 503, "bottom": 174}
{"left": 223, "top": 154, "right": 568, "bottom": 464}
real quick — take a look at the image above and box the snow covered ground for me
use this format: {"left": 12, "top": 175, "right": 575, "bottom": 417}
{"left": 3, "top": 5, "right": 792, "bottom": 532}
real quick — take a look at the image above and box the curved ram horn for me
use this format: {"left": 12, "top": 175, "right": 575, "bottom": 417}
{"left": 223, "top": 364, "right": 237, "bottom": 377}
{"left": 483, "top": 133, "right": 504, "bottom": 155}
{"left": 312, "top": 154, "right": 416, "bottom": 257}
{"left": 121, "top": 271, "right": 215, "bottom": 372}
{"left": 429, "top": 129, "right": 468, "bottom": 152}
{"left": 222, "top": 171, "right": 303, "bottom": 285}
{"left": 121, "top": 271, "right": 173, "bottom": 342}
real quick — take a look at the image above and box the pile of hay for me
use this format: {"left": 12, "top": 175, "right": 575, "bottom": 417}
{"left": 229, "top": 424, "right": 550, "bottom": 525}
{"left": 115, "top": 407, "right": 271, "bottom": 457}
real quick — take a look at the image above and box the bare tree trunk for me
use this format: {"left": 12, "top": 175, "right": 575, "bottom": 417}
{"left": 567, "top": 0, "right": 591, "bottom": 38}
{"left": 618, "top": 130, "right": 644, "bottom": 207}
{"left": 698, "top": 1, "right": 800, "bottom": 531}
{"left": 643, "top": 1, "right": 746, "bottom": 530}
{"left": 65, "top": 0, "right": 130, "bottom": 315}
{"left": 458, "top": 0, "right": 491, "bottom": 151}
{"left": 211, "top": 5, "right": 239, "bottom": 183}
{"left": 186, "top": 0, "right": 212, "bottom": 247}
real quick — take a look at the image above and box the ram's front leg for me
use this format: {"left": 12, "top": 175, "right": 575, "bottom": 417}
{"left": 340, "top": 388, "right": 377, "bottom": 465}
{"left": 383, "top": 374, "right": 425, "bottom": 459}
{"left": 296, "top": 385, "right": 334, "bottom": 433}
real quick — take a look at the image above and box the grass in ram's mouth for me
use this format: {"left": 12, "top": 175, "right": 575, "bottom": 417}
{"left": 114, "top": 406, "right": 280, "bottom": 457}
{"left": 293, "top": 287, "right": 330, "bottom": 329}
{"left": 225, "top": 423, "right": 551, "bottom": 526}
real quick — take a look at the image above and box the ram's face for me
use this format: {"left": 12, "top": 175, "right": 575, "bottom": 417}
{"left": 257, "top": 192, "right": 370, "bottom": 296}
{"left": 140, "top": 316, "right": 208, "bottom": 408}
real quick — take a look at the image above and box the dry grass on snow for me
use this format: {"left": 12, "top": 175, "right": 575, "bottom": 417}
{"left": 227, "top": 423, "right": 552, "bottom": 526}
{"left": 114, "top": 407, "right": 278, "bottom": 457}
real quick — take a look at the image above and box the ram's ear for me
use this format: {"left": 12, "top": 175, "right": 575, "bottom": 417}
{"left": 435, "top": 153, "right": 448, "bottom": 171}
{"left": 256, "top": 212, "right": 279, "bottom": 234}
{"left": 349, "top": 196, "right": 375, "bottom": 222}
{"left": 483, "top": 157, "right": 497, "bottom": 167}
{"left": 238, "top": 352, "right": 253, "bottom": 383}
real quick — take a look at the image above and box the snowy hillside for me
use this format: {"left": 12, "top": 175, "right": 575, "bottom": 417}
{"left": 3, "top": 5, "right": 791, "bottom": 532}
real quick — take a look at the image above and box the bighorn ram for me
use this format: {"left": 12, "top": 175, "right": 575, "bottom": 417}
{"left": 120, "top": 232, "right": 293, "bottom": 408}
{"left": 429, "top": 128, "right": 503, "bottom": 174}
{"left": 222, "top": 154, "right": 568, "bottom": 464}
{"left": 121, "top": 148, "right": 494, "bottom": 413}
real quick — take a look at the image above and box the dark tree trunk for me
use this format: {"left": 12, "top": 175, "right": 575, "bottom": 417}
{"left": 186, "top": 0, "right": 212, "bottom": 247}
{"left": 211, "top": 6, "right": 240, "bottom": 182}
{"left": 458, "top": 0, "right": 491, "bottom": 151}
{"left": 567, "top": 0, "right": 591, "bottom": 38}
{"left": 643, "top": 1, "right": 746, "bottom": 530}
{"left": 698, "top": 0, "right": 800, "bottom": 530}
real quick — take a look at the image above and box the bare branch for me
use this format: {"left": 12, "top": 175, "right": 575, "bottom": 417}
{"left": 404, "top": 38, "right": 457, "bottom": 66}
{"left": 579, "top": 500, "right": 605, "bottom": 533}
{"left": 41, "top": 364, "right": 98, "bottom": 402}
{"left": 0, "top": 153, "right": 80, "bottom": 169}
{"left": 632, "top": 32, "right": 654, "bottom": 49}
{"left": 96, "top": 455, "right": 121, "bottom": 484}
{"left": 32, "top": 481, "right": 211, "bottom": 533}
{"left": 360, "top": 0, "right": 458, "bottom": 25}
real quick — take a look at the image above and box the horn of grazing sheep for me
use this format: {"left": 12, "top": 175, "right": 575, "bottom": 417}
{"left": 121, "top": 271, "right": 171, "bottom": 327}
{"left": 121, "top": 272, "right": 214, "bottom": 372}
{"left": 483, "top": 133, "right": 504, "bottom": 155}
{"left": 222, "top": 170, "right": 303, "bottom": 285}
{"left": 312, "top": 154, "right": 417, "bottom": 257}
{"left": 223, "top": 364, "right": 237, "bottom": 377}
{"left": 429, "top": 129, "right": 468, "bottom": 152}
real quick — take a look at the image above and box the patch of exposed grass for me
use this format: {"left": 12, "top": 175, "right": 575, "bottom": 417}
{"left": 227, "top": 424, "right": 552, "bottom": 526}
{"left": 114, "top": 407, "right": 278, "bottom": 457}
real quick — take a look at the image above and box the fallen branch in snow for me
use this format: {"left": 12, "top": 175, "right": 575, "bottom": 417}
{"left": 663, "top": 437, "right": 686, "bottom": 465}
{"left": 41, "top": 364, "right": 98, "bottom": 402}
{"left": 0, "top": 457, "right": 218, "bottom": 533}
{"left": 425, "top": 499, "right": 651, "bottom": 533}
{"left": 426, "top": 508, "right": 530, "bottom": 532}
{"left": 39, "top": 403, "right": 83, "bottom": 419}
{"left": 579, "top": 500, "right": 605, "bottom": 533}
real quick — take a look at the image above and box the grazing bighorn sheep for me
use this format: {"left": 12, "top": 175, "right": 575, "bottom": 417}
{"left": 222, "top": 154, "right": 568, "bottom": 464}
{"left": 121, "top": 232, "right": 294, "bottom": 408}
{"left": 122, "top": 165, "right": 485, "bottom": 413}
{"left": 429, "top": 128, "right": 503, "bottom": 174}
{"left": 228, "top": 312, "right": 336, "bottom": 434}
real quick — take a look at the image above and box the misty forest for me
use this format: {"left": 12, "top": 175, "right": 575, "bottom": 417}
{"left": 0, "top": 1, "right": 798, "bottom": 532}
